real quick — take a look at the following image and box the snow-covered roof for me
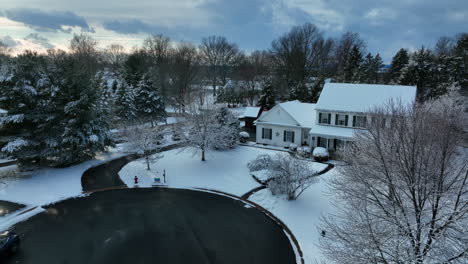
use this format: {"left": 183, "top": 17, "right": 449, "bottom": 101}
{"left": 241, "top": 107, "right": 261, "bottom": 118}
{"left": 316, "top": 83, "right": 416, "bottom": 113}
{"left": 279, "top": 100, "right": 316, "bottom": 128}
{"left": 0, "top": 108, "right": 7, "bottom": 114}
{"left": 309, "top": 125, "right": 358, "bottom": 139}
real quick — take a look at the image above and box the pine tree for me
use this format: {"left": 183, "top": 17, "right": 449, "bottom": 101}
{"left": 257, "top": 83, "right": 276, "bottom": 110}
{"left": 0, "top": 51, "right": 51, "bottom": 166}
{"left": 54, "top": 56, "right": 113, "bottom": 166}
{"left": 115, "top": 80, "right": 137, "bottom": 123}
{"left": 213, "top": 107, "right": 239, "bottom": 149}
{"left": 360, "top": 53, "right": 374, "bottom": 83}
{"left": 388, "top": 48, "right": 409, "bottom": 84}
{"left": 135, "top": 74, "right": 165, "bottom": 124}
{"left": 343, "top": 45, "right": 363, "bottom": 82}
{"left": 289, "top": 82, "right": 311, "bottom": 102}
{"left": 400, "top": 48, "right": 437, "bottom": 102}
{"left": 372, "top": 54, "right": 384, "bottom": 83}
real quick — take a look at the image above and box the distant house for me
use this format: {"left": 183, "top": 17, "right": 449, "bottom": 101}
{"left": 255, "top": 83, "right": 417, "bottom": 150}
{"left": 240, "top": 107, "right": 263, "bottom": 129}
{"left": 309, "top": 83, "right": 416, "bottom": 150}
{"left": 255, "top": 101, "right": 316, "bottom": 148}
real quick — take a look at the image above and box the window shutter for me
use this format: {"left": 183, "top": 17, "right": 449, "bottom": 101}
{"left": 317, "top": 137, "right": 321, "bottom": 147}
{"left": 345, "top": 115, "right": 349, "bottom": 126}
{"left": 328, "top": 113, "right": 331, "bottom": 124}
{"left": 269, "top": 129, "right": 272, "bottom": 139}
{"left": 335, "top": 114, "right": 338, "bottom": 125}
{"left": 364, "top": 116, "right": 367, "bottom": 127}
{"left": 319, "top": 113, "right": 322, "bottom": 123}
{"left": 292, "top": 132, "right": 295, "bottom": 143}
{"left": 262, "top": 128, "right": 265, "bottom": 139}
{"left": 334, "top": 139, "right": 337, "bottom": 150}
{"left": 283, "top": 131, "right": 286, "bottom": 142}
{"left": 353, "top": 116, "right": 356, "bottom": 127}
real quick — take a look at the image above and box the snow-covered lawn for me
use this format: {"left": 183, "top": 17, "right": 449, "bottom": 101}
{"left": 119, "top": 146, "right": 282, "bottom": 196}
{"left": 249, "top": 169, "right": 337, "bottom": 264}
{"left": 0, "top": 145, "right": 127, "bottom": 206}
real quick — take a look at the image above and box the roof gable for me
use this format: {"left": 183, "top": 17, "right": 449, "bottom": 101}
{"left": 316, "top": 83, "right": 416, "bottom": 113}
{"left": 257, "top": 100, "right": 316, "bottom": 128}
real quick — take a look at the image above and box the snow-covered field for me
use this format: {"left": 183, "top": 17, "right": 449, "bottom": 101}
{"left": 119, "top": 146, "right": 280, "bottom": 196}
{"left": 250, "top": 169, "right": 337, "bottom": 264}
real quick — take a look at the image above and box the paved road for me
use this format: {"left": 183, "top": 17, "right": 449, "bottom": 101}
{"left": 5, "top": 188, "right": 296, "bottom": 264}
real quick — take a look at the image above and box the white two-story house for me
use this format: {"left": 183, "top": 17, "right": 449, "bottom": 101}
{"left": 309, "top": 83, "right": 417, "bottom": 150}
{"left": 255, "top": 100, "right": 316, "bottom": 148}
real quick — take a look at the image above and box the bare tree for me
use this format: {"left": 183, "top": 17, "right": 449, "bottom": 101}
{"left": 179, "top": 103, "right": 238, "bottom": 161}
{"left": 248, "top": 153, "right": 320, "bottom": 200}
{"left": 169, "top": 43, "right": 201, "bottom": 112}
{"left": 122, "top": 125, "right": 165, "bottom": 170}
{"left": 143, "top": 34, "right": 173, "bottom": 98}
{"left": 104, "top": 43, "right": 127, "bottom": 71}
{"left": 199, "top": 35, "right": 241, "bottom": 94}
{"left": 270, "top": 23, "right": 324, "bottom": 93}
{"left": 320, "top": 99, "right": 468, "bottom": 264}
{"left": 236, "top": 50, "right": 271, "bottom": 105}
{"left": 0, "top": 40, "right": 12, "bottom": 56}
{"left": 334, "top": 31, "right": 366, "bottom": 81}
{"left": 69, "top": 34, "right": 100, "bottom": 75}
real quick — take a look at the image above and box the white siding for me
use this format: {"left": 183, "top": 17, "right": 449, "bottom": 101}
{"left": 258, "top": 106, "right": 299, "bottom": 126}
{"left": 256, "top": 124, "right": 303, "bottom": 147}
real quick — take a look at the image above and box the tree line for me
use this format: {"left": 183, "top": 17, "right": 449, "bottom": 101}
{"left": 0, "top": 23, "right": 466, "bottom": 167}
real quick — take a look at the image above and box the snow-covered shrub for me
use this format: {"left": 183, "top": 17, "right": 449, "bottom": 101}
{"left": 313, "top": 147, "right": 329, "bottom": 162}
{"left": 289, "top": 143, "right": 298, "bottom": 151}
{"left": 247, "top": 154, "right": 272, "bottom": 172}
{"left": 297, "top": 146, "right": 311, "bottom": 158}
{"left": 239, "top": 131, "right": 250, "bottom": 143}
{"left": 171, "top": 130, "right": 181, "bottom": 141}
{"left": 248, "top": 153, "right": 319, "bottom": 200}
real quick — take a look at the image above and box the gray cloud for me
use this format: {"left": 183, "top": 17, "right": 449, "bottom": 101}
{"left": 24, "top": 33, "right": 55, "bottom": 49}
{"left": 2, "top": 8, "right": 94, "bottom": 33}
{"left": 102, "top": 19, "right": 161, "bottom": 35}
{"left": 0, "top": 35, "right": 20, "bottom": 48}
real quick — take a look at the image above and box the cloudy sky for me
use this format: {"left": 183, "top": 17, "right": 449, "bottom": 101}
{"left": 0, "top": 0, "right": 466, "bottom": 62}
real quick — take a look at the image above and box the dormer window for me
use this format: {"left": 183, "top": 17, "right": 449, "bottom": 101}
{"left": 353, "top": 115, "right": 367, "bottom": 128}
{"left": 319, "top": 112, "right": 331, "bottom": 124}
{"left": 335, "top": 114, "right": 348, "bottom": 126}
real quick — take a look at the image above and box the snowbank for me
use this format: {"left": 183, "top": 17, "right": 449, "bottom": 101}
{"left": 249, "top": 169, "right": 338, "bottom": 264}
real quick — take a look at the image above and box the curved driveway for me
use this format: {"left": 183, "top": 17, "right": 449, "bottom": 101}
{"left": 6, "top": 188, "right": 296, "bottom": 264}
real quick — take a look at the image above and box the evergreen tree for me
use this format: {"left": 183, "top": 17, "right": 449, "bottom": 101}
{"left": 388, "top": 48, "right": 409, "bottom": 84}
{"left": 289, "top": 82, "right": 311, "bottom": 102}
{"left": 257, "top": 83, "right": 276, "bottom": 110}
{"left": 343, "top": 45, "right": 363, "bottom": 82}
{"left": 453, "top": 33, "right": 468, "bottom": 92}
{"left": 213, "top": 107, "right": 239, "bottom": 149}
{"left": 400, "top": 47, "right": 437, "bottom": 101}
{"left": 135, "top": 74, "right": 166, "bottom": 124}
{"left": 115, "top": 80, "right": 137, "bottom": 123}
{"left": 53, "top": 54, "right": 112, "bottom": 166}
{"left": 0, "top": 51, "right": 51, "bottom": 166}
{"left": 372, "top": 54, "right": 384, "bottom": 83}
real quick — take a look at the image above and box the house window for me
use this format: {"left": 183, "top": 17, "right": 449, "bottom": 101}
{"left": 262, "top": 128, "right": 272, "bottom": 140}
{"left": 353, "top": 115, "right": 367, "bottom": 128}
{"left": 317, "top": 137, "right": 328, "bottom": 148}
{"left": 319, "top": 112, "right": 331, "bottom": 124}
{"left": 335, "top": 114, "right": 348, "bottom": 126}
{"left": 284, "top": 131, "right": 295, "bottom": 143}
